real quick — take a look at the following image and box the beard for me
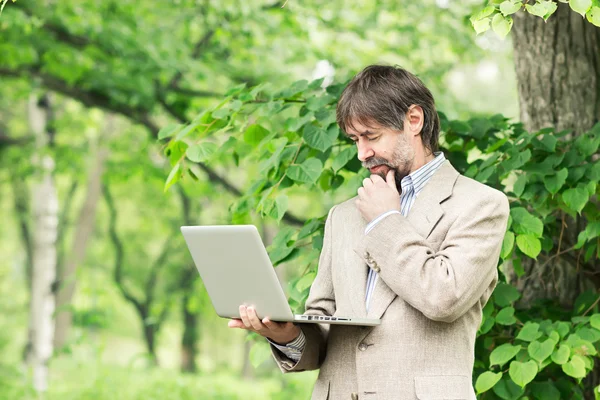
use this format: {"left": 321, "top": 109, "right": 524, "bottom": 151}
{"left": 363, "top": 133, "right": 414, "bottom": 190}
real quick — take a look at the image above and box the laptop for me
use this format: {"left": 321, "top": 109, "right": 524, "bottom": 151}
{"left": 180, "top": 225, "right": 380, "bottom": 326}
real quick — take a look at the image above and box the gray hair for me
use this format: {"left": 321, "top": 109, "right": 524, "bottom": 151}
{"left": 336, "top": 65, "right": 440, "bottom": 154}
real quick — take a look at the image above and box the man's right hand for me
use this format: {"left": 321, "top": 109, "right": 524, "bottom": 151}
{"left": 228, "top": 305, "right": 301, "bottom": 345}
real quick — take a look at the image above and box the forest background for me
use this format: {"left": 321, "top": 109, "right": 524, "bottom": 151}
{"left": 1, "top": 0, "right": 599, "bottom": 399}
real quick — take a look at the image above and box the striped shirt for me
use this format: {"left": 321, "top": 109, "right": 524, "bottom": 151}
{"left": 271, "top": 152, "right": 447, "bottom": 361}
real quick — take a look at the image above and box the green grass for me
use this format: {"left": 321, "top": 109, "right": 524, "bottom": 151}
{"left": 0, "top": 360, "right": 317, "bottom": 400}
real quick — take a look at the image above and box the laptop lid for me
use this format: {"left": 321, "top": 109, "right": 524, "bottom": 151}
{"left": 180, "top": 225, "right": 295, "bottom": 322}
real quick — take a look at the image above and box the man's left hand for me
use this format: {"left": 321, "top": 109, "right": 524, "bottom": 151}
{"left": 356, "top": 169, "right": 400, "bottom": 223}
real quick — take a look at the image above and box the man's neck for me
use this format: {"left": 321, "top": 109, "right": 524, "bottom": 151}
{"left": 410, "top": 151, "right": 436, "bottom": 174}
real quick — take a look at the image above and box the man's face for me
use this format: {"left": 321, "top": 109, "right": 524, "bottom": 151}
{"left": 346, "top": 120, "right": 415, "bottom": 188}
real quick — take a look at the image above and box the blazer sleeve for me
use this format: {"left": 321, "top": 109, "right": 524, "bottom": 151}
{"left": 270, "top": 205, "right": 337, "bottom": 372}
{"left": 358, "top": 190, "right": 509, "bottom": 323}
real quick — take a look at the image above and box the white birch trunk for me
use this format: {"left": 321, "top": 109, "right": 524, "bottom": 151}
{"left": 28, "top": 94, "right": 58, "bottom": 393}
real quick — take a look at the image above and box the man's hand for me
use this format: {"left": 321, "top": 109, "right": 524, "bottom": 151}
{"left": 228, "top": 305, "right": 301, "bottom": 345}
{"left": 356, "top": 169, "right": 400, "bottom": 223}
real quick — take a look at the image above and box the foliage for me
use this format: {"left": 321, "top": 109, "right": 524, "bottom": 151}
{"left": 162, "top": 77, "right": 600, "bottom": 396}
{"left": 470, "top": 0, "right": 600, "bottom": 38}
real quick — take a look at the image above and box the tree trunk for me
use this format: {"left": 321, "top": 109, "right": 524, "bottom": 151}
{"left": 512, "top": 4, "right": 600, "bottom": 136}
{"left": 53, "top": 116, "right": 113, "bottom": 349}
{"left": 140, "top": 307, "right": 159, "bottom": 367}
{"left": 178, "top": 187, "right": 199, "bottom": 372}
{"left": 27, "top": 93, "right": 58, "bottom": 393}
{"left": 180, "top": 283, "right": 198, "bottom": 373}
{"left": 511, "top": 5, "right": 600, "bottom": 395}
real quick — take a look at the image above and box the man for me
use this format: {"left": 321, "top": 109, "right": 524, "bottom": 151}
{"left": 228, "top": 65, "right": 509, "bottom": 399}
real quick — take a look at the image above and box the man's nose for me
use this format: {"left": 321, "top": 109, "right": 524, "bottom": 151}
{"left": 357, "top": 142, "right": 374, "bottom": 162}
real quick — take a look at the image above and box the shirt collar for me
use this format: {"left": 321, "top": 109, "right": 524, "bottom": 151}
{"left": 400, "top": 151, "right": 446, "bottom": 195}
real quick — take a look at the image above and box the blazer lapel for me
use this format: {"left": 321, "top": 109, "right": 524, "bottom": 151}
{"left": 362, "top": 161, "right": 459, "bottom": 321}
{"left": 406, "top": 161, "right": 457, "bottom": 238}
{"left": 348, "top": 215, "right": 368, "bottom": 318}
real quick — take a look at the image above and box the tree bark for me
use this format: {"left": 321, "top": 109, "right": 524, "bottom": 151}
{"left": 511, "top": 4, "right": 600, "bottom": 395}
{"left": 512, "top": 4, "right": 600, "bottom": 136}
{"left": 178, "top": 187, "right": 199, "bottom": 373}
{"left": 180, "top": 281, "right": 198, "bottom": 373}
{"left": 27, "top": 93, "right": 58, "bottom": 393}
{"left": 53, "top": 115, "right": 113, "bottom": 349}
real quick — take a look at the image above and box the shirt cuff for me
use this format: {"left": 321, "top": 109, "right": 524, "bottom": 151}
{"left": 268, "top": 330, "right": 306, "bottom": 362}
{"left": 365, "top": 210, "right": 402, "bottom": 234}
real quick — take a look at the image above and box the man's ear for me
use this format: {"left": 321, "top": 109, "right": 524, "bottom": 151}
{"left": 406, "top": 105, "right": 424, "bottom": 137}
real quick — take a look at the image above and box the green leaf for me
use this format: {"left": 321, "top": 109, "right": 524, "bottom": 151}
{"left": 562, "top": 355, "right": 586, "bottom": 378}
{"left": 562, "top": 187, "right": 589, "bottom": 215}
{"left": 244, "top": 124, "right": 270, "bottom": 146}
{"left": 513, "top": 174, "right": 527, "bottom": 197}
{"left": 509, "top": 360, "right": 538, "bottom": 387}
{"left": 490, "top": 343, "right": 521, "bottom": 366}
{"left": 303, "top": 123, "right": 337, "bottom": 152}
{"left": 186, "top": 142, "right": 218, "bottom": 162}
{"left": 525, "top": 0, "right": 558, "bottom": 20}
{"left": 591, "top": 314, "right": 600, "bottom": 330}
{"left": 472, "top": 17, "right": 492, "bottom": 34}
{"left": 543, "top": 168, "right": 568, "bottom": 195}
{"left": 494, "top": 282, "right": 521, "bottom": 307}
{"left": 587, "top": 6, "right": 600, "bottom": 26}
{"left": 500, "top": 0, "right": 523, "bottom": 15}
{"left": 511, "top": 207, "right": 543, "bottom": 237}
{"left": 295, "top": 272, "right": 315, "bottom": 292}
{"left": 158, "top": 123, "right": 183, "bottom": 140}
{"left": 476, "top": 371, "right": 503, "bottom": 394}
{"left": 516, "top": 234, "right": 542, "bottom": 259}
{"left": 493, "top": 377, "right": 525, "bottom": 399}
{"left": 517, "top": 322, "right": 542, "bottom": 342}
{"left": 287, "top": 158, "right": 324, "bottom": 184}
{"left": 492, "top": 13, "right": 513, "bottom": 38}
{"left": 268, "top": 245, "right": 295, "bottom": 265}
{"left": 570, "top": 0, "right": 592, "bottom": 16}
{"left": 528, "top": 339, "right": 555, "bottom": 362}
{"left": 164, "top": 163, "right": 181, "bottom": 192}
{"left": 249, "top": 341, "right": 271, "bottom": 368}
{"left": 551, "top": 344, "right": 570, "bottom": 365}
{"left": 529, "top": 381, "right": 561, "bottom": 400}
{"left": 576, "top": 327, "right": 600, "bottom": 343}
{"left": 332, "top": 146, "right": 358, "bottom": 172}
{"left": 496, "top": 306, "right": 517, "bottom": 326}
{"left": 285, "top": 112, "right": 314, "bottom": 131}
{"left": 501, "top": 231, "right": 515, "bottom": 260}
{"left": 537, "top": 134, "right": 558, "bottom": 152}
{"left": 471, "top": 5, "right": 496, "bottom": 21}
{"left": 305, "top": 94, "right": 335, "bottom": 111}
{"left": 556, "top": 321, "right": 570, "bottom": 338}
{"left": 274, "top": 194, "right": 288, "bottom": 222}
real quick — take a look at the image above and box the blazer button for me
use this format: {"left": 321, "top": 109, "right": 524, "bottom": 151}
{"left": 358, "top": 343, "right": 367, "bottom": 351}
{"left": 351, "top": 393, "right": 359, "bottom": 400}
{"left": 373, "top": 266, "right": 381, "bottom": 273}
{"left": 363, "top": 251, "right": 370, "bottom": 259}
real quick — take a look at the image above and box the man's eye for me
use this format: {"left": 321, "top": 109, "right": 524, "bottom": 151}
{"left": 368, "top": 137, "right": 379, "bottom": 141}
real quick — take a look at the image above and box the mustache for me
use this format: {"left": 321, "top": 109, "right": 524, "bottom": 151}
{"left": 362, "top": 158, "right": 391, "bottom": 169}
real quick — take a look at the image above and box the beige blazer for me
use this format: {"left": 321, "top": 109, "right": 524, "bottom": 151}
{"left": 271, "top": 161, "right": 510, "bottom": 400}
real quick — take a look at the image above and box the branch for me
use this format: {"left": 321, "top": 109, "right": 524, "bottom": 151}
{"left": 169, "top": 86, "right": 223, "bottom": 98}
{"left": 145, "top": 234, "right": 176, "bottom": 305}
{"left": 0, "top": 131, "right": 34, "bottom": 146}
{"left": 0, "top": 66, "right": 160, "bottom": 133}
{"left": 167, "top": 29, "right": 216, "bottom": 90}
{"left": 103, "top": 182, "right": 145, "bottom": 314}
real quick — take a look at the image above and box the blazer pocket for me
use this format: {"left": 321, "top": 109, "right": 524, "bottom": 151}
{"left": 311, "top": 380, "right": 330, "bottom": 400}
{"left": 414, "top": 375, "right": 470, "bottom": 399}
